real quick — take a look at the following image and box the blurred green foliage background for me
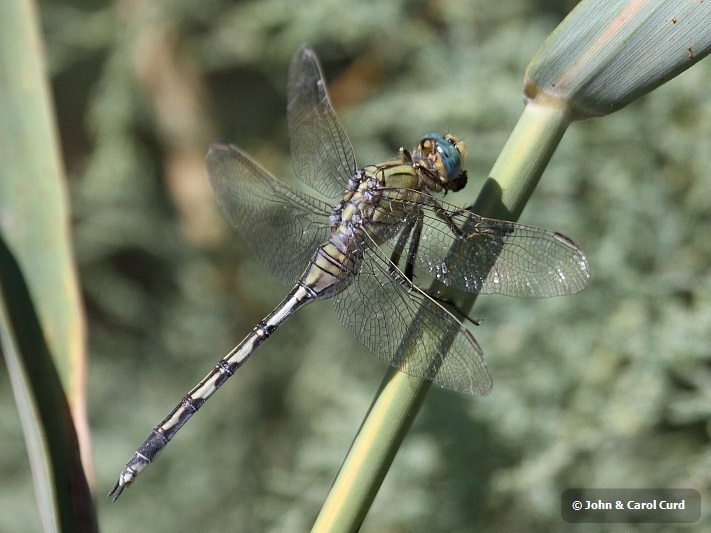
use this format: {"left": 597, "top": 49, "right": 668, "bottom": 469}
{"left": 1, "top": 0, "right": 710, "bottom": 531}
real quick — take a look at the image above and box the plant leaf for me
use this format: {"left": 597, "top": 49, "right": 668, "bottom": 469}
{"left": 0, "top": 235, "right": 97, "bottom": 532}
{"left": 525, "top": 0, "right": 711, "bottom": 118}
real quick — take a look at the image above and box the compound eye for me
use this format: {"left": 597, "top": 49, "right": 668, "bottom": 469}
{"left": 417, "top": 133, "right": 467, "bottom": 185}
{"left": 444, "top": 134, "right": 466, "bottom": 161}
{"left": 436, "top": 137, "right": 464, "bottom": 182}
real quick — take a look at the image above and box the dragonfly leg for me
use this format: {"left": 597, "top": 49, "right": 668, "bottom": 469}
{"left": 403, "top": 214, "right": 423, "bottom": 283}
{"left": 387, "top": 212, "right": 424, "bottom": 284}
{"left": 422, "top": 287, "right": 482, "bottom": 327}
{"left": 432, "top": 204, "right": 469, "bottom": 238}
{"left": 388, "top": 218, "right": 416, "bottom": 281}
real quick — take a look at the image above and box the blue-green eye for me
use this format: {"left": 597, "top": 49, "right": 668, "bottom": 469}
{"left": 419, "top": 133, "right": 466, "bottom": 182}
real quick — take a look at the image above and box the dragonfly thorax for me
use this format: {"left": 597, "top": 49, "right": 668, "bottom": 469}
{"left": 329, "top": 134, "right": 470, "bottom": 240}
{"left": 330, "top": 169, "right": 381, "bottom": 233}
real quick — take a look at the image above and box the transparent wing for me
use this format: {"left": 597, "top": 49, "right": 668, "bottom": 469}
{"left": 332, "top": 234, "right": 492, "bottom": 395}
{"left": 206, "top": 142, "right": 332, "bottom": 285}
{"left": 287, "top": 45, "right": 357, "bottom": 199}
{"left": 370, "top": 189, "right": 591, "bottom": 298}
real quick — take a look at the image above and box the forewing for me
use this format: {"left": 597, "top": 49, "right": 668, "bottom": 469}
{"left": 372, "top": 189, "right": 591, "bottom": 298}
{"left": 332, "top": 234, "right": 492, "bottom": 395}
{"left": 287, "top": 45, "right": 357, "bottom": 199}
{"left": 206, "top": 142, "right": 332, "bottom": 285}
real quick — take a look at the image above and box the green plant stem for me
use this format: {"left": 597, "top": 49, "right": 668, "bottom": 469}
{"left": 312, "top": 102, "right": 572, "bottom": 532}
{"left": 471, "top": 101, "right": 572, "bottom": 219}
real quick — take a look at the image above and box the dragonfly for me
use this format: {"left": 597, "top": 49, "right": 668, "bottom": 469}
{"left": 109, "top": 45, "right": 590, "bottom": 500}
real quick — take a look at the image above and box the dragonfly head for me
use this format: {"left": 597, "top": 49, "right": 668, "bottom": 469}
{"left": 417, "top": 133, "right": 468, "bottom": 192}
